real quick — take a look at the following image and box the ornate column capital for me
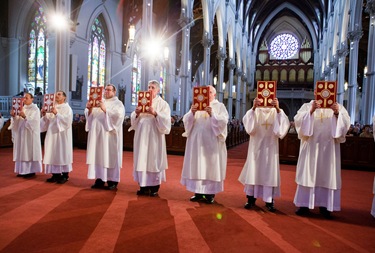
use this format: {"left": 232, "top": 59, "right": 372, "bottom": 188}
{"left": 227, "top": 59, "right": 236, "bottom": 70}
{"left": 236, "top": 69, "right": 242, "bottom": 77}
{"left": 347, "top": 26, "right": 363, "bottom": 42}
{"left": 241, "top": 74, "right": 247, "bottom": 82}
{"left": 365, "top": 0, "right": 375, "bottom": 15}
{"left": 337, "top": 42, "right": 349, "bottom": 57}
{"left": 216, "top": 47, "right": 227, "bottom": 61}
{"left": 178, "top": 9, "right": 193, "bottom": 28}
{"left": 329, "top": 55, "right": 338, "bottom": 69}
{"left": 201, "top": 32, "right": 214, "bottom": 48}
{"left": 329, "top": 61, "right": 337, "bottom": 69}
{"left": 324, "top": 66, "right": 331, "bottom": 76}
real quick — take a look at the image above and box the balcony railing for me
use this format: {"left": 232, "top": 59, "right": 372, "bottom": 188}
{"left": 0, "top": 96, "right": 44, "bottom": 116}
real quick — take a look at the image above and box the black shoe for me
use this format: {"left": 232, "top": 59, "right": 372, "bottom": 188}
{"left": 190, "top": 193, "right": 204, "bottom": 202}
{"left": 149, "top": 185, "right": 160, "bottom": 197}
{"left": 57, "top": 175, "right": 69, "bottom": 184}
{"left": 204, "top": 194, "right": 215, "bottom": 204}
{"left": 106, "top": 181, "right": 118, "bottom": 190}
{"left": 265, "top": 201, "right": 276, "bottom": 212}
{"left": 295, "top": 207, "right": 310, "bottom": 216}
{"left": 319, "top": 207, "right": 332, "bottom": 219}
{"left": 91, "top": 178, "right": 105, "bottom": 189}
{"left": 23, "top": 173, "right": 36, "bottom": 178}
{"left": 244, "top": 195, "right": 257, "bottom": 209}
{"left": 16, "top": 174, "right": 24, "bottom": 177}
{"left": 46, "top": 174, "right": 61, "bottom": 183}
{"left": 137, "top": 186, "right": 150, "bottom": 195}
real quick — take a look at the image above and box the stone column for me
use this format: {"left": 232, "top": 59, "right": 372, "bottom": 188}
{"left": 54, "top": 0, "right": 71, "bottom": 97}
{"left": 8, "top": 38, "right": 20, "bottom": 96}
{"left": 336, "top": 43, "right": 349, "bottom": 105}
{"left": 178, "top": 8, "right": 193, "bottom": 115}
{"left": 141, "top": 0, "right": 154, "bottom": 90}
{"left": 241, "top": 75, "right": 247, "bottom": 118}
{"left": 235, "top": 69, "right": 242, "bottom": 119}
{"left": 217, "top": 47, "right": 226, "bottom": 102}
{"left": 227, "top": 59, "right": 236, "bottom": 119}
{"left": 363, "top": 0, "right": 375, "bottom": 123}
{"left": 347, "top": 27, "right": 363, "bottom": 123}
{"left": 202, "top": 32, "right": 213, "bottom": 87}
{"left": 329, "top": 55, "right": 338, "bottom": 81}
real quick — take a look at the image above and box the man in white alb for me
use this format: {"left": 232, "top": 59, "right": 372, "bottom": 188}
{"left": 9, "top": 92, "right": 42, "bottom": 178}
{"left": 130, "top": 80, "right": 171, "bottom": 196}
{"left": 294, "top": 97, "right": 350, "bottom": 219}
{"left": 40, "top": 90, "right": 73, "bottom": 184}
{"left": 181, "top": 85, "right": 228, "bottom": 204}
{"left": 238, "top": 97, "right": 290, "bottom": 211}
{"left": 85, "top": 84, "right": 125, "bottom": 190}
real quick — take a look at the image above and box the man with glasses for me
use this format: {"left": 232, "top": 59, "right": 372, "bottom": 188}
{"left": 85, "top": 84, "right": 125, "bottom": 190}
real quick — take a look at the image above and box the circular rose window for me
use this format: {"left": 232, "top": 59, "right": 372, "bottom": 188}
{"left": 269, "top": 34, "right": 299, "bottom": 59}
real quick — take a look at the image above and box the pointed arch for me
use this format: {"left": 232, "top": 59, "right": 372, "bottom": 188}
{"left": 27, "top": 4, "right": 49, "bottom": 94}
{"left": 87, "top": 15, "right": 108, "bottom": 98}
{"left": 131, "top": 54, "right": 141, "bottom": 106}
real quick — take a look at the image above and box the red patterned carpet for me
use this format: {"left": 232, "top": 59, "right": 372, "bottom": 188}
{"left": 0, "top": 142, "right": 374, "bottom": 253}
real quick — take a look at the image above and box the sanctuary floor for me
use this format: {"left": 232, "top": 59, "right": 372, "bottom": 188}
{"left": 0, "top": 142, "right": 374, "bottom": 253}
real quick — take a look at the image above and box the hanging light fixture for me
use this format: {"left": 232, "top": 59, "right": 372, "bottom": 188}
{"left": 164, "top": 47, "right": 169, "bottom": 61}
{"left": 129, "top": 25, "right": 135, "bottom": 43}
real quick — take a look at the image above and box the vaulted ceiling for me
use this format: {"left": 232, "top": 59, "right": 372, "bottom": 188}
{"left": 82, "top": 0, "right": 368, "bottom": 85}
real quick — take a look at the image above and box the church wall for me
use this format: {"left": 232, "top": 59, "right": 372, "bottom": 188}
{"left": 69, "top": 36, "right": 90, "bottom": 114}
{"left": 69, "top": 0, "right": 133, "bottom": 114}
{"left": 1, "top": 0, "right": 368, "bottom": 122}
{"left": 0, "top": 38, "right": 9, "bottom": 95}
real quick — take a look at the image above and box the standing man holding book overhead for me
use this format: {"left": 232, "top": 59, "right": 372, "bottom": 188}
{"left": 294, "top": 81, "right": 350, "bottom": 219}
{"left": 9, "top": 92, "right": 42, "bottom": 178}
{"left": 180, "top": 85, "right": 228, "bottom": 204}
{"left": 40, "top": 91, "right": 73, "bottom": 184}
{"left": 130, "top": 80, "right": 171, "bottom": 197}
{"left": 238, "top": 81, "right": 290, "bottom": 212}
{"left": 85, "top": 84, "right": 125, "bottom": 190}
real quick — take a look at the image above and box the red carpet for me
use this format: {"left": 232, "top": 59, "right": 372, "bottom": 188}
{"left": 0, "top": 142, "right": 374, "bottom": 253}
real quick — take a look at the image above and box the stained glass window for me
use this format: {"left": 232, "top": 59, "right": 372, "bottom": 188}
{"left": 269, "top": 34, "right": 299, "bottom": 60}
{"left": 159, "top": 66, "right": 166, "bottom": 99}
{"left": 131, "top": 54, "right": 141, "bottom": 105}
{"left": 28, "top": 6, "right": 49, "bottom": 94}
{"left": 87, "top": 17, "right": 106, "bottom": 99}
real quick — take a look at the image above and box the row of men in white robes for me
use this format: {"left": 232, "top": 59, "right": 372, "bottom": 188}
{"left": 9, "top": 91, "right": 73, "bottom": 183}
{"left": 9, "top": 85, "right": 374, "bottom": 219}
{"left": 181, "top": 87, "right": 355, "bottom": 219}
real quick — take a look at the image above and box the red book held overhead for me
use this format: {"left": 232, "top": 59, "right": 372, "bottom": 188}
{"left": 193, "top": 87, "right": 210, "bottom": 110}
{"left": 43, "top": 93, "right": 55, "bottom": 112}
{"left": 257, "top": 81, "right": 277, "bottom": 107}
{"left": 138, "top": 91, "right": 152, "bottom": 113}
{"left": 88, "top": 87, "right": 104, "bottom": 107}
{"left": 12, "top": 97, "right": 24, "bottom": 116}
{"left": 315, "top": 81, "right": 337, "bottom": 108}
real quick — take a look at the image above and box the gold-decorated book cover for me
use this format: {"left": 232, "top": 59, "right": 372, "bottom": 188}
{"left": 88, "top": 87, "right": 104, "bottom": 107}
{"left": 43, "top": 94, "right": 55, "bottom": 113}
{"left": 12, "top": 97, "right": 24, "bottom": 116}
{"left": 193, "top": 87, "right": 210, "bottom": 110}
{"left": 138, "top": 91, "right": 152, "bottom": 113}
{"left": 257, "top": 81, "right": 277, "bottom": 107}
{"left": 315, "top": 81, "right": 337, "bottom": 108}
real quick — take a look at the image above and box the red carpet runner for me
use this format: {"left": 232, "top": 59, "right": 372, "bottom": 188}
{"left": 0, "top": 142, "right": 374, "bottom": 252}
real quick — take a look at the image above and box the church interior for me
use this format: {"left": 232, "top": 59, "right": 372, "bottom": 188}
{"left": 0, "top": 0, "right": 375, "bottom": 252}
